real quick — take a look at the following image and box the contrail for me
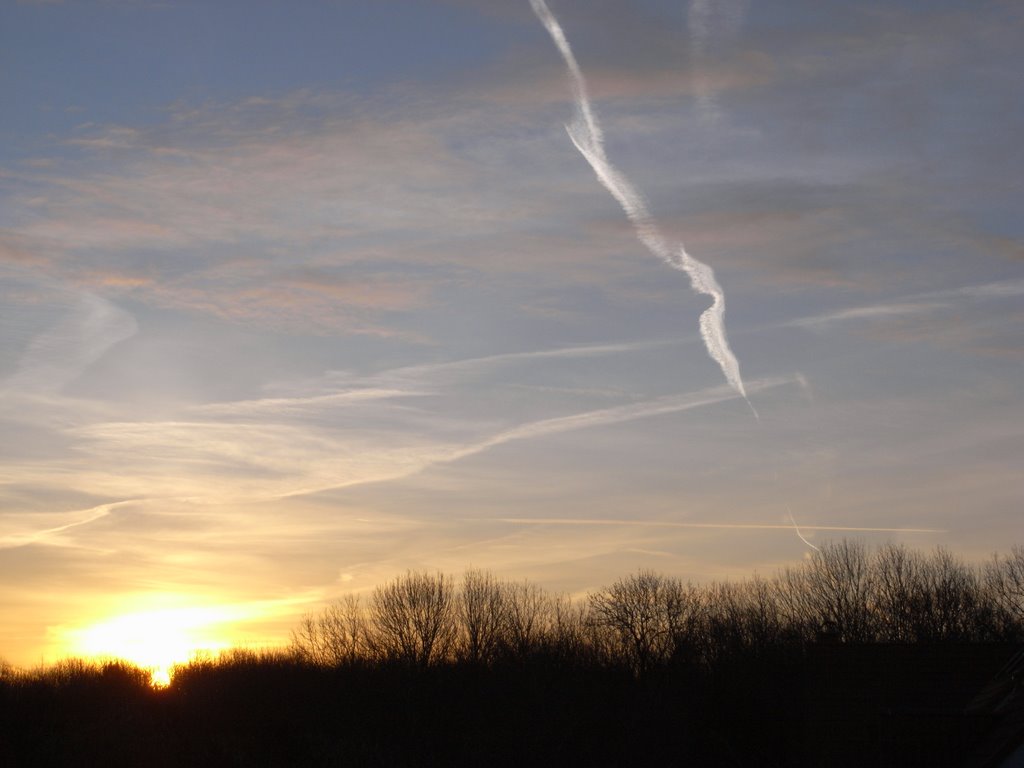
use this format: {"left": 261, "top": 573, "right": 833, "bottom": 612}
{"left": 688, "top": 0, "right": 748, "bottom": 125}
{"left": 0, "top": 501, "right": 127, "bottom": 549}
{"left": 488, "top": 518, "right": 947, "bottom": 534}
{"left": 528, "top": 0, "right": 755, "bottom": 416}
{"left": 787, "top": 507, "right": 821, "bottom": 552}
{"left": 467, "top": 375, "right": 787, "bottom": 456}
{"left": 4, "top": 292, "right": 138, "bottom": 394}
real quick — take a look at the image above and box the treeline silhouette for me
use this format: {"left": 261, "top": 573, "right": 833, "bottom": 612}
{"left": 291, "top": 541, "right": 1024, "bottom": 669}
{"left": 2, "top": 540, "right": 1022, "bottom": 767}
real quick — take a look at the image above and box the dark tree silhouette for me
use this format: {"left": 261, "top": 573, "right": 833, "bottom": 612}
{"left": 368, "top": 570, "right": 456, "bottom": 665}
{"left": 4, "top": 540, "right": 1024, "bottom": 768}
{"left": 291, "top": 593, "right": 365, "bottom": 666}
{"left": 458, "top": 568, "right": 509, "bottom": 664}
{"left": 588, "top": 571, "right": 687, "bottom": 673}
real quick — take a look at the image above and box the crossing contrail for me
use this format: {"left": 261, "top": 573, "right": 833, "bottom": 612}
{"left": 528, "top": 0, "right": 755, "bottom": 416}
{"left": 788, "top": 507, "right": 821, "bottom": 552}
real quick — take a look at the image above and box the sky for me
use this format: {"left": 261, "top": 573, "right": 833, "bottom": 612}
{"left": 1, "top": 0, "right": 1022, "bottom": 671}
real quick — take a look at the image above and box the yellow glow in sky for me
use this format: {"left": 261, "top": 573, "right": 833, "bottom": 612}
{"left": 64, "top": 602, "right": 251, "bottom": 685}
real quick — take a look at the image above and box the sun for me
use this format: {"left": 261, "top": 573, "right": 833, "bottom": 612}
{"left": 66, "top": 604, "right": 234, "bottom": 686}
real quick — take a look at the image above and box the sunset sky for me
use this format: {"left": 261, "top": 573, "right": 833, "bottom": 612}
{"left": 1, "top": 0, "right": 1022, "bottom": 671}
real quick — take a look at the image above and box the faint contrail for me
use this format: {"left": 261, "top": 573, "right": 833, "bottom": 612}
{"left": 489, "top": 517, "right": 947, "bottom": 534}
{"left": 0, "top": 501, "right": 127, "bottom": 549}
{"left": 528, "top": 0, "right": 755, "bottom": 416}
{"left": 4, "top": 292, "right": 137, "bottom": 394}
{"left": 688, "top": 0, "right": 748, "bottom": 124}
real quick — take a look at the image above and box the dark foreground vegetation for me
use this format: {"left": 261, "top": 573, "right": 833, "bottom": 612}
{"left": 2, "top": 540, "right": 1023, "bottom": 767}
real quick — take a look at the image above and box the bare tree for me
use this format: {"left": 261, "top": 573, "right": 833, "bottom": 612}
{"left": 550, "top": 593, "right": 592, "bottom": 663}
{"left": 743, "top": 575, "right": 787, "bottom": 647}
{"left": 772, "top": 566, "right": 816, "bottom": 642}
{"left": 291, "top": 594, "right": 366, "bottom": 666}
{"left": 369, "top": 571, "right": 457, "bottom": 666}
{"left": 588, "top": 571, "right": 685, "bottom": 673}
{"left": 985, "top": 545, "right": 1024, "bottom": 638}
{"left": 706, "top": 576, "right": 785, "bottom": 659}
{"left": 458, "top": 568, "right": 508, "bottom": 664}
{"left": 504, "top": 580, "right": 555, "bottom": 659}
{"left": 872, "top": 543, "right": 925, "bottom": 642}
{"left": 287, "top": 539, "right": 1024, "bottom": 677}
{"left": 913, "top": 547, "right": 988, "bottom": 641}
{"left": 776, "top": 540, "right": 875, "bottom": 642}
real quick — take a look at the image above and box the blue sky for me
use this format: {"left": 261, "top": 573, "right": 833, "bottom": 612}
{"left": 1, "top": 0, "right": 1022, "bottom": 666}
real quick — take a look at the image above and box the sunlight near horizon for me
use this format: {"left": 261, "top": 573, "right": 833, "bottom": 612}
{"left": 66, "top": 605, "right": 236, "bottom": 686}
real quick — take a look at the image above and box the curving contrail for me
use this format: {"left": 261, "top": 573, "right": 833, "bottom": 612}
{"left": 787, "top": 507, "right": 821, "bottom": 553}
{"left": 528, "top": 0, "right": 754, "bottom": 415}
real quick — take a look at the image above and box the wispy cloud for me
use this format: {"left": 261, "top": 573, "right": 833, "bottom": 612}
{"left": 3, "top": 292, "right": 137, "bottom": 394}
{"left": 787, "top": 302, "right": 945, "bottom": 330}
{"left": 0, "top": 502, "right": 125, "bottom": 549}
{"left": 467, "top": 376, "right": 786, "bottom": 455}
{"left": 784, "top": 279, "right": 1024, "bottom": 331}
{"left": 489, "top": 517, "right": 946, "bottom": 534}
{"left": 688, "top": 0, "right": 749, "bottom": 125}
{"left": 64, "top": 378, "right": 790, "bottom": 504}
{"left": 188, "top": 388, "right": 423, "bottom": 419}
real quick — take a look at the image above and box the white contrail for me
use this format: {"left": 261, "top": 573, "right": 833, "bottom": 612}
{"left": 528, "top": 0, "right": 755, "bottom": 416}
{"left": 787, "top": 507, "right": 821, "bottom": 552}
{"left": 467, "top": 375, "right": 787, "bottom": 456}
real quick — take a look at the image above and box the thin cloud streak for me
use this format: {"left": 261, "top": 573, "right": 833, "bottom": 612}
{"left": 46, "top": 377, "right": 796, "bottom": 508}
{"left": 781, "top": 278, "right": 1024, "bottom": 331}
{"left": 3, "top": 293, "right": 137, "bottom": 394}
{"left": 188, "top": 389, "right": 424, "bottom": 418}
{"left": 490, "top": 518, "right": 947, "bottom": 534}
{"left": 467, "top": 376, "right": 788, "bottom": 455}
{"left": 0, "top": 502, "right": 126, "bottom": 549}
{"left": 285, "top": 376, "right": 795, "bottom": 499}
{"left": 787, "top": 303, "right": 945, "bottom": 330}
{"left": 267, "top": 337, "right": 689, "bottom": 398}
{"left": 528, "top": 0, "right": 753, "bottom": 411}
{"left": 688, "top": 0, "right": 749, "bottom": 125}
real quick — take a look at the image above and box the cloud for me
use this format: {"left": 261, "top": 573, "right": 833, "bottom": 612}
{"left": 347, "top": 337, "right": 685, "bottom": 389}
{"left": 2, "top": 0, "right": 1021, "bottom": 669}
{"left": 2, "top": 354, "right": 797, "bottom": 532}
{"left": 0, "top": 502, "right": 123, "bottom": 549}
{"left": 488, "top": 517, "right": 944, "bottom": 534}
{"left": 787, "top": 302, "right": 945, "bottom": 331}
{"left": 783, "top": 279, "right": 1024, "bottom": 332}
{"left": 688, "top": 0, "right": 750, "bottom": 125}
{"left": 466, "top": 377, "right": 785, "bottom": 455}
{"left": 3, "top": 292, "right": 138, "bottom": 394}
{"left": 4, "top": 87, "right": 653, "bottom": 334}
{"left": 138, "top": 269, "right": 434, "bottom": 336}
{"left": 188, "top": 388, "right": 422, "bottom": 419}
